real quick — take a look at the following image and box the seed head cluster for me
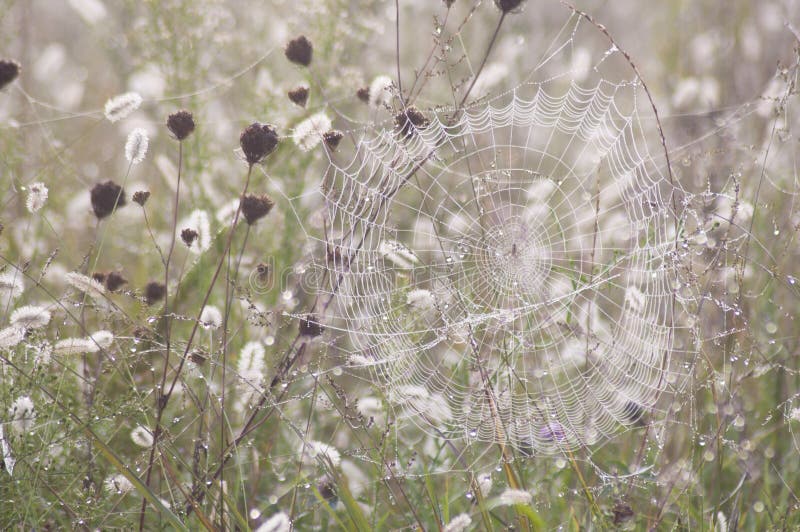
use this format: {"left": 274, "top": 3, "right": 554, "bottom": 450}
{"left": 0, "top": 59, "right": 20, "bottom": 90}
{"left": 395, "top": 106, "right": 430, "bottom": 137}
{"left": 494, "top": 0, "right": 525, "bottom": 13}
{"left": 285, "top": 35, "right": 313, "bottom": 66}
{"left": 90, "top": 181, "right": 126, "bottom": 219}
{"left": 132, "top": 190, "right": 150, "bottom": 206}
{"left": 288, "top": 86, "right": 309, "bottom": 107}
{"left": 241, "top": 194, "right": 275, "bottom": 225}
{"left": 240, "top": 123, "right": 279, "bottom": 165}
{"left": 166, "top": 110, "right": 195, "bottom": 140}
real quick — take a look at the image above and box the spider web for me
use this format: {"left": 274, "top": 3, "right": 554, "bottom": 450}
{"left": 293, "top": 17, "right": 692, "bottom": 457}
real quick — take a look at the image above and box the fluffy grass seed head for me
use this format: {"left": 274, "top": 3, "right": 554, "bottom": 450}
{"left": 10, "top": 305, "right": 51, "bottom": 330}
{"left": 255, "top": 512, "right": 291, "bottom": 532}
{"left": 54, "top": 337, "right": 99, "bottom": 355}
{"left": 443, "top": 514, "right": 472, "bottom": 532}
{"left": 104, "top": 92, "right": 142, "bottom": 122}
{"left": 496, "top": 488, "right": 532, "bottom": 506}
{"left": 293, "top": 112, "right": 332, "bottom": 151}
{"left": 200, "top": 306, "right": 223, "bottom": 329}
{"left": 368, "top": 75, "right": 393, "bottom": 108}
{"left": 124, "top": 128, "right": 149, "bottom": 164}
{"left": 65, "top": 271, "right": 106, "bottom": 300}
{"left": 0, "top": 326, "right": 25, "bottom": 349}
{"left": 26, "top": 182, "right": 48, "bottom": 213}
{"left": 104, "top": 473, "right": 134, "bottom": 494}
{"left": 0, "top": 271, "right": 24, "bottom": 302}
{"left": 9, "top": 396, "right": 36, "bottom": 436}
{"left": 130, "top": 425, "right": 154, "bottom": 447}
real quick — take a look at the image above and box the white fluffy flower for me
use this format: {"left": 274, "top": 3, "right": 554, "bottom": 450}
{"left": 125, "top": 128, "right": 149, "bottom": 164}
{"left": 368, "top": 75, "right": 393, "bottom": 108}
{"left": 26, "top": 182, "right": 48, "bottom": 213}
{"left": 255, "top": 512, "right": 291, "bottom": 532}
{"left": 200, "top": 306, "right": 223, "bottom": 330}
{"left": 444, "top": 513, "right": 472, "bottom": 532}
{"left": 495, "top": 488, "right": 532, "bottom": 507}
{"left": 406, "top": 289, "right": 435, "bottom": 311}
{"left": 104, "top": 473, "right": 134, "bottom": 494}
{"left": 238, "top": 341, "right": 266, "bottom": 382}
{"left": 301, "top": 440, "right": 341, "bottom": 468}
{"left": 10, "top": 305, "right": 51, "bottom": 330}
{"left": 104, "top": 92, "right": 142, "bottom": 122}
{"left": 9, "top": 396, "right": 36, "bottom": 436}
{"left": 130, "top": 425, "right": 154, "bottom": 447}
{"left": 90, "top": 330, "right": 114, "bottom": 349}
{"left": 293, "top": 112, "right": 332, "bottom": 151}
{"left": 0, "top": 326, "right": 25, "bottom": 349}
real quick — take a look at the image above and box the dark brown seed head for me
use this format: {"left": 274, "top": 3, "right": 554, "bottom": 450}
{"left": 144, "top": 281, "right": 166, "bottom": 305}
{"left": 395, "top": 106, "right": 430, "bottom": 138}
{"left": 0, "top": 59, "right": 20, "bottom": 90}
{"left": 444, "top": 0, "right": 456, "bottom": 6}
{"left": 105, "top": 271, "right": 128, "bottom": 292}
{"left": 299, "top": 314, "right": 324, "bottom": 337}
{"left": 166, "top": 110, "right": 195, "bottom": 140}
{"left": 285, "top": 35, "right": 313, "bottom": 66}
{"left": 241, "top": 194, "right": 275, "bottom": 225}
{"left": 255, "top": 262, "right": 270, "bottom": 282}
{"left": 90, "top": 180, "right": 126, "bottom": 219}
{"left": 190, "top": 350, "right": 207, "bottom": 366}
{"left": 288, "top": 86, "right": 309, "bottom": 107}
{"left": 356, "top": 87, "right": 370, "bottom": 103}
{"left": 612, "top": 500, "right": 634, "bottom": 525}
{"left": 132, "top": 190, "right": 150, "bottom": 206}
{"left": 323, "top": 130, "right": 343, "bottom": 151}
{"left": 92, "top": 272, "right": 107, "bottom": 285}
{"left": 181, "top": 228, "right": 198, "bottom": 247}
{"left": 317, "top": 475, "right": 337, "bottom": 505}
{"left": 494, "top": 0, "right": 524, "bottom": 13}
{"left": 240, "top": 123, "right": 279, "bottom": 165}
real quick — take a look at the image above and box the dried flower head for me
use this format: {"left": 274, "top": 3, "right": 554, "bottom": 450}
{"left": 395, "top": 106, "right": 429, "bottom": 137}
{"left": 10, "top": 305, "right": 51, "bottom": 330}
{"left": 612, "top": 500, "right": 635, "bottom": 525}
{"left": 132, "top": 190, "right": 150, "bottom": 206}
{"left": 181, "top": 227, "right": 198, "bottom": 247}
{"left": 103, "top": 92, "right": 142, "bottom": 122}
{"left": 494, "top": 0, "right": 525, "bottom": 13}
{"left": 166, "top": 110, "right": 195, "bottom": 140}
{"left": 124, "top": 128, "right": 149, "bottom": 164}
{"left": 90, "top": 180, "right": 126, "bottom": 219}
{"left": 299, "top": 314, "right": 324, "bottom": 337}
{"left": 240, "top": 123, "right": 279, "bottom": 165}
{"left": 323, "top": 130, "right": 343, "bottom": 151}
{"left": 356, "top": 86, "right": 370, "bottom": 103}
{"left": 443, "top": 0, "right": 456, "bottom": 6}
{"left": 0, "top": 59, "right": 21, "bottom": 90}
{"left": 288, "top": 86, "right": 309, "bottom": 107}
{"left": 104, "top": 271, "right": 127, "bottom": 292}
{"left": 293, "top": 112, "right": 332, "bottom": 151}
{"left": 26, "top": 182, "right": 48, "bottom": 213}
{"left": 317, "top": 475, "right": 337, "bottom": 505}
{"left": 241, "top": 194, "right": 275, "bottom": 225}
{"left": 144, "top": 281, "right": 166, "bottom": 305}
{"left": 285, "top": 35, "right": 313, "bottom": 66}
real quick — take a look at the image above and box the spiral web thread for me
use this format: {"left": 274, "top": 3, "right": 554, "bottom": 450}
{"left": 301, "top": 63, "right": 691, "bottom": 455}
